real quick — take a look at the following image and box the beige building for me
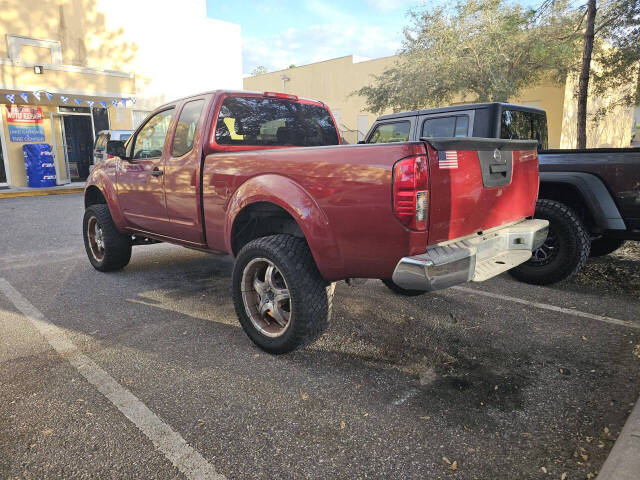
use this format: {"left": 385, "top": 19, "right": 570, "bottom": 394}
{"left": 0, "top": 0, "right": 242, "bottom": 188}
{"left": 244, "top": 55, "right": 636, "bottom": 148}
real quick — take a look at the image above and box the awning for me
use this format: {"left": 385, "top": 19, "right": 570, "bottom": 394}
{"left": 0, "top": 88, "right": 135, "bottom": 109}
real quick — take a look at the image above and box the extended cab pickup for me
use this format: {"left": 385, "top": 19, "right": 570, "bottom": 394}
{"left": 366, "top": 103, "right": 640, "bottom": 284}
{"left": 84, "top": 91, "right": 547, "bottom": 353}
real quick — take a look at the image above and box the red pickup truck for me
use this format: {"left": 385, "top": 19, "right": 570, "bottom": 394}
{"left": 83, "top": 90, "right": 548, "bottom": 353}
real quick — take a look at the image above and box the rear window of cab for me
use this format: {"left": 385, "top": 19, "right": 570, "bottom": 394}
{"left": 214, "top": 96, "right": 339, "bottom": 147}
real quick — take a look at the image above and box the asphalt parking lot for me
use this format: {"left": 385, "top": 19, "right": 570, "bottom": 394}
{"left": 1, "top": 194, "right": 639, "bottom": 480}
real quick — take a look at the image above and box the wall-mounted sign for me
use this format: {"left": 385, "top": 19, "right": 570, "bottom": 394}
{"left": 6, "top": 105, "right": 45, "bottom": 142}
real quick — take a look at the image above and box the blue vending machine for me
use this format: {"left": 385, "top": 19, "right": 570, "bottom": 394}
{"left": 23, "top": 144, "right": 56, "bottom": 188}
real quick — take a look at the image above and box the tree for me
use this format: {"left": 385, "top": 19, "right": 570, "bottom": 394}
{"left": 577, "top": 0, "right": 597, "bottom": 149}
{"left": 576, "top": 0, "right": 640, "bottom": 147}
{"left": 250, "top": 65, "right": 268, "bottom": 76}
{"left": 356, "top": 0, "right": 580, "bottom": 114}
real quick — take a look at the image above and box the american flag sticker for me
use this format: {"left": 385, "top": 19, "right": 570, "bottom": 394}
{"left": 438, "top": 150, "right": 459, "bottom": 169}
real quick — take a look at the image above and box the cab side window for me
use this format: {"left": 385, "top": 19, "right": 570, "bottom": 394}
{"left": 422, "top": 115, "right": 470, "bottom": 138}
{"left": 368, "top": 121, "right": 410, "bottom": 143}
{"left": 132, "top": 109, "right": 174, "bottom": 160}
{"left": 454, "top": 116, "right": 469, "bottom": 137}
{"left": 172, "top": 100, "right": 205, "bottom": 157}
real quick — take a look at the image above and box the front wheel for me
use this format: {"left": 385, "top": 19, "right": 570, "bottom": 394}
{"left": 589, "top": 237, "right": 625, "bottom": 257}
{"left": 83, "top": 204, "right": 132, "bottom": 272}
{"left": 508, "top": 199, "right": 590, "bottom": 285}
{"left": 232, "top": 235, "right": 334, "bottom": 354}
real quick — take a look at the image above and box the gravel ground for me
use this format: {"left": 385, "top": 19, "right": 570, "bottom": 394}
{"left": 567, "top": 242, "right": 640, "bottom": 297}
{"left": 0, "top": 194, "right": 639, "bottom": 480}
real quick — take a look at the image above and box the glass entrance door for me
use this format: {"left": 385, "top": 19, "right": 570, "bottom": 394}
{"left": 50, "top": 113, "right": 70, "bottom": 185}
{"left": 0, "top": 113, "right": 8, "bottom": 187}
{"left": 62, "top": 115, "right": 94, "bottom": 180}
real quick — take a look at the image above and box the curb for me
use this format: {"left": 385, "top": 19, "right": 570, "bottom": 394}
{"left": 0, "top": 187, "right": 84, "bottom": 199}
{"left": 597, "top": 397, "right": 640, "bottom": 479}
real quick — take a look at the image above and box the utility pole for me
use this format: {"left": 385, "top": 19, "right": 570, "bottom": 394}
{"left": 280, "top": 74, "right": 290, "bottom": 93}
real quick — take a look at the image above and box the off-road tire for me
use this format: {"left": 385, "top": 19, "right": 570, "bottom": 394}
{"left": 509, "top": 199, "right": 590, "bottom": 285}
{"left": 381, "top": 278, "right": 426, "bottom": 296}
{"left": 232, "top": 234, "right": 334, "bottom": 354}
{"left": 589, "top": 237, "right": 625, "bottom": 257}
{"left": 83, "top": 204, "right": 132, "bottom": 272}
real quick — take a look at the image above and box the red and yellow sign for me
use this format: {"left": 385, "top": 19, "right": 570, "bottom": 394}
{"left": 6, "top": 105, "right": 45, "bottom": 142}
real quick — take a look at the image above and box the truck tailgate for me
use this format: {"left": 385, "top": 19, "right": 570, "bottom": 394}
{"left": 424, "top": 138, "right": 541, "bottom": 245}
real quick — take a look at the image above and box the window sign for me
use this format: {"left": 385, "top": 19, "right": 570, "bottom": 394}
{"left": 6, "top": 105, "right": 45, "bottom": 142}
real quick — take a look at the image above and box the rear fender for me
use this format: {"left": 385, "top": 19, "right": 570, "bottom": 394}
{"left": 225, "top": 174, "right": 342, "bottom": 279}
{"left": 539, "top": 172, "right": 626, "bottom": 231}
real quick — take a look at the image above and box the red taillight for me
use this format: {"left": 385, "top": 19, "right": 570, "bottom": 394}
{"left": 264, "top": 91, "right": 299, "bottom": 101}
{"left": 107, "top": 154, "right": 114, "bottom": 159}
{"left": 392, "top": 155, "right": 429, "bottom": 230}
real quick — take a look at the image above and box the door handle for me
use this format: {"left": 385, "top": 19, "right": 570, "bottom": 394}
{"left": 151, "top": 169, "right": 163, "bottom": 177}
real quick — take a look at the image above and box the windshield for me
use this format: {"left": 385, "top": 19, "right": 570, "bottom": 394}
{"left": 500, "top": 109, "right": 548, "bottom": 150}
{"left": 215, "top": 96, "right": 339, "bottom": 147}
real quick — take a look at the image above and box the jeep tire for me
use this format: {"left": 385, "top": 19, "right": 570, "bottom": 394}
{"left": 509, "top": 199, "right": 590, "bottom": 285}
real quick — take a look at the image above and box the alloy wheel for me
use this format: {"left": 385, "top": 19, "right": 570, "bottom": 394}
{"left": 530, "top": 227, "right": 558, "bottom": 266}
{"left": 241, "top": 258, "right": 292, "bottom": 338}
{"left": 87, "top": 216, "right": 105, "bottom": 261}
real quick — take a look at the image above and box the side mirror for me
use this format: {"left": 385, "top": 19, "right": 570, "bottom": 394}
{"left": 106, "top": 140, "right": 128, "bottom": 159}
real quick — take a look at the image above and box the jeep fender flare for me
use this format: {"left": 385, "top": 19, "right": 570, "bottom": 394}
{"left": 225, "top": 174, "right": 343, "bottom": 278}
{"left": 539, "top": 171, "right": 626, "bottom": 231}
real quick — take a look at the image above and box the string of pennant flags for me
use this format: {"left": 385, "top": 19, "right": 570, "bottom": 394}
{"left": 4, "top": 90, "right": 135, "bottom": 108}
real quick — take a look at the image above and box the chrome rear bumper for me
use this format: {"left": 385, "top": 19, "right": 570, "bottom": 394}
{"left": 392, "top": 219, "right": 549, "bottom": 291}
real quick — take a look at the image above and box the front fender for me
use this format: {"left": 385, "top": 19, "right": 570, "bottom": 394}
{"left": 225, "top": 174, "right": 343, "bottom": 279}
{"left": 85, "top": 165, "right": 127, "bottom": 232}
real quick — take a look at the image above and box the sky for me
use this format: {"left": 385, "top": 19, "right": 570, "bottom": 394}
{"left": 205, "top": 0, "right": 420, "bottom": 74}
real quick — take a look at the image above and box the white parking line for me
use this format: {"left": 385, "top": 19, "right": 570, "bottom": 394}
{"left": 453, "top": 286, "right": 640, "bottom": 330}
{"left": 0, "top": 254, "right": 86, "bottom": 272}
{"left": 0, "top": 278, "right": 225, "bottom": 480}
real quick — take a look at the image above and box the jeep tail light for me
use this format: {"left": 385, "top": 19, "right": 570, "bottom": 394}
{"left": 392, "top": 155, "right": 429, "bottom": 230}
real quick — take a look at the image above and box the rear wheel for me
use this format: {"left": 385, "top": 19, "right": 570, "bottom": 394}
{"left": 232, "top": 235, "right": 334, "bottom": 354}
{"left": 589, "top": 237, "right": 625, "bottom": 257}
{"left": 509, "top": 199, "right": 590, "bottom": 285}
{"left": 83, "top": 204, "right": 131, "bottom": 272}
{"left": 381, "top": 278, "right": 426, "bottom": 296}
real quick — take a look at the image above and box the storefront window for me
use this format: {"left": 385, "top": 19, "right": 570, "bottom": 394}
{"left": 92, "top": 108, "right": 109, "bottom": 136}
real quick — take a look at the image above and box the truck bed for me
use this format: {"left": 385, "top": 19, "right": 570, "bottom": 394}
{"left": 202, "top": 138, "right": 540, "bottom": 281}
{"left": 539, "top": 148, "right": 640, "bottom": 230}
